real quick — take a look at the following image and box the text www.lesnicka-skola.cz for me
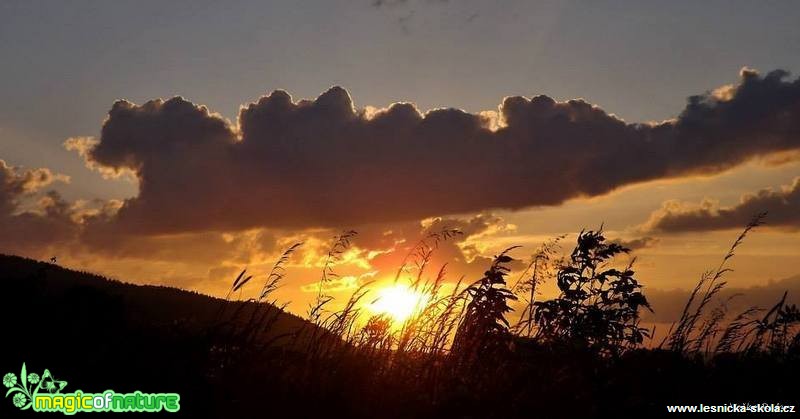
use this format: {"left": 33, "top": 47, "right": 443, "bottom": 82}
{"left": 667, "top": 403, "right": 796, "bottom": 413}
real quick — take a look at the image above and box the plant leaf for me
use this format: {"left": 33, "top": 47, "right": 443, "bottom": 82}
{"left": 233, "top": 275, "right": 253, "bottom": 292}
{"left": 232, "top": 269, "right": 247, "bottom": 289}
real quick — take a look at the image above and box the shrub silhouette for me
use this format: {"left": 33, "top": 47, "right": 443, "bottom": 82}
{"left": 533, "top": 229, "right": 651, "bottom": 355}
{"left": 451, "top": 247, "right": 518, "bottom": 369}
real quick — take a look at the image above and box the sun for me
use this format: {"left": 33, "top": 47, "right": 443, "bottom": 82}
{"left": 369, "top": 284, "right": 430, "bottom": 324}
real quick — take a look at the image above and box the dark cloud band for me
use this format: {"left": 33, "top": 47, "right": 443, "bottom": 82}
{"left": 645, "top": 177, "right": 800, "bottom": 232}
{"left": 75, "top": 68, "right": 800, "bottom": 234}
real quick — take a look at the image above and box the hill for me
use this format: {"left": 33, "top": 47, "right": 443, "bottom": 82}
{"left": 0, "top": 254, "right": 312, "bottom": 417}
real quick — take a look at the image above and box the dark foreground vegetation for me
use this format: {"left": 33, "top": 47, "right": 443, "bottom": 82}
{"left": 2, "top": 217, "right": 799, "bottom": 418}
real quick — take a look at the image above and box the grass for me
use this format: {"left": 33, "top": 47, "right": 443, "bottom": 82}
{"left": 2, "top": 215, "right": 799, "bottom": 417}
{"left": 202, "top": 215, "right": 799, "bottom": 416}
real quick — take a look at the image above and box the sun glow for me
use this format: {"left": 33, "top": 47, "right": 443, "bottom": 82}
{"left": 369, "top": 284, "right": 430, "bottom": 324}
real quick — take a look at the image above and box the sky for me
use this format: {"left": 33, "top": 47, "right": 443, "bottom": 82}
{"left": 2, "top": 0, "right": 800, "bottom": 322}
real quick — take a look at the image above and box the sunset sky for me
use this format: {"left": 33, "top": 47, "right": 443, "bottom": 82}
{"left": 2, "top": 0, "right": 800, "bottom": 323}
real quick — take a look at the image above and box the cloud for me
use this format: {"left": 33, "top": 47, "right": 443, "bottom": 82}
{"left": 616, "top": 236, "right": 660, "bottom": 250}
{"left": 70, "top": 68, "right": 800, "bottom": 236}
{"left": 64, "top": 136, "right": 135, "bottom": 180}
{"left": 300, "top": 271, "right": 378, "bottom": 293}
{"left": 644, "top": 177, "right": 800, "bottom": 232}
{"left": 420, "top": 212, "right": 517, "bottom": 263}
{"left": 0, "top": 160, "right": 76, "bottom": 254}
{"left": 371, "top": 0, "right": 409, "bottom": 7}
{"left": 0, "top": 159, "right": 68, "bottom": 207}
{"left": 268, "top": 212, "right": 520, "bottom": 301}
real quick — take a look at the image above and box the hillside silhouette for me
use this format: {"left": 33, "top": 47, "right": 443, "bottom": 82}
{"left": 0, "top": 254, "right": 314, "bottom": 417}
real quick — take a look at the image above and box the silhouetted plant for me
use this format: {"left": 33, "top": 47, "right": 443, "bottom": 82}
{"left": 259, "top": 242, "right": 303, "bottom": 302}
{"left": 308, "top": 230, "right": 358, "bottom": 324}
{"left": 663, "top": 213, "right": 765, "bottom": 355}
{"left": 452, "top": 247, "right": 519, "bottom": 367}
{"left": 390, "top": 227, "right": 462, "bottom": 354}
{"left": 357, "top": 314, "right": 393, "bottom": 350}
{"left": 746, "top": 292, "right": 800, "bottom": 355}
{"left": 533, "top": 229, "right": 651, "bottom": 355}
{"left": 394, "top": 227, "right": 463, "bottom": 285}
{"left": 512, "top": 235, "right": 566, "bottom": 337}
